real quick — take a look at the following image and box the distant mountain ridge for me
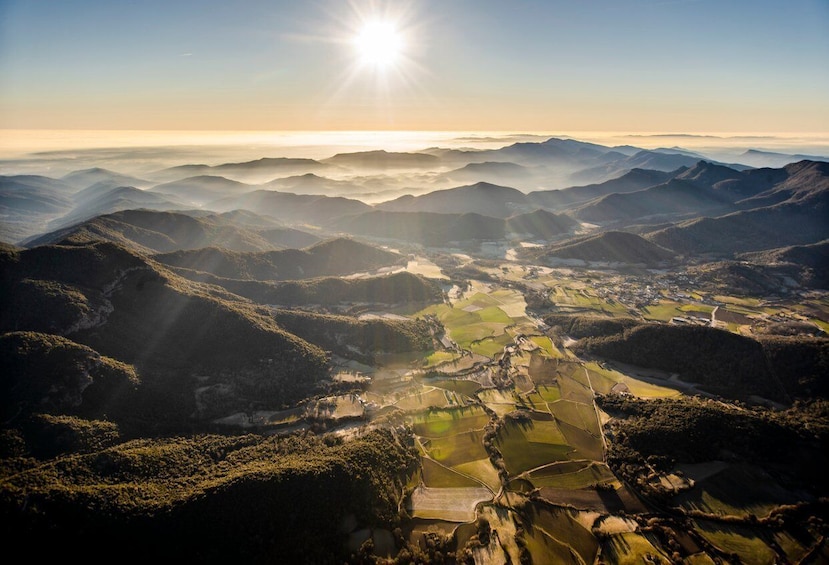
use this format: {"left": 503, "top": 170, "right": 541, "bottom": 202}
{"left": 62, "top": 168, "right": 152, "bottom": 190}
{"left": 377, "top": 181, "right": 531, "bottom": 218}
{"left": 645, "top": 160, "right": 829, "bottom": 255}
{"left": 149, "top": 175, "right": 254, "bottom": 204}
{"left": 152, "top": 237, "right": 403, "bottom": 281}
{"left": 572, "top": 160, "right": 828, "bottom": 227}
{"left": 211, "top": 189, "right": 371, "bottom": 224}
{"left": 334, "top": 208, "right": 576, "bottom": 246}
{"left": 737, "top": 149, "right": 829, "bottom": 168}
{"left": 23, "top": 209, "right": 316, "bottom": 253}
{"left": 527, "top": 168, "right": 679, "bottom": 210}
{"left": 323, "top": 150, "right": 440, "bottom": 169}
{"left": 0, "top": 175, "right": 76, "bottom": 242}
{"left": 153, "top": 157, "right": 331, "bottom": 183}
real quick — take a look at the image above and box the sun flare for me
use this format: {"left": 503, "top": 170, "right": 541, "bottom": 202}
{"left": 354, "top": 21, "right": 403, "bottom": 69}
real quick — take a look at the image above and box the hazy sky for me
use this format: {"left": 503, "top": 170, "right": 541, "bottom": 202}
{"left": 1, "top": 0, "right": 827, "bottom": 132}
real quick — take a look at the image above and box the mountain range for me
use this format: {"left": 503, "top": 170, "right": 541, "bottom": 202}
{"left": 3, "top": 135, "right": 828, "bottom": 264}
{"left": 2, "top": 134, "right": 828, "bottom": 563}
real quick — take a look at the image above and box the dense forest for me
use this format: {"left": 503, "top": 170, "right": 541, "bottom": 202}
{"left": 0, "top": 428, "right": 419, "bottom": 562}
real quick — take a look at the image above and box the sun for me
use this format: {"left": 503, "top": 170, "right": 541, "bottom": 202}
{"left": 354, "top": 21, "right": 403, "bottom": 69}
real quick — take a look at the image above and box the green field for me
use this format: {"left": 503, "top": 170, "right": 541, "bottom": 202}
{"left": 584, "top": 362, "right": 680, "bottom": 398}
{"left": 556, "top": 418, "right": 604, "bottom": 461}
{"left": 538, "top": 385, "right": 562, "bottom": 402}
{"left": 426, "top": 377, "right": 481, "bottom": 396}
{"left": 642, "top": 300, "right": 687, "bottom": 321}
{"left": 529, "top": 335, "right": 564, "bottom": 358}
{"left": 674, "top": 464, "right": 800, "bottom": 518}
{"left": 549, "top": 286, "right": 629, "bottom": 315}
{"left": 452, "top": 458, "right": 501, "bottom": 492}
{"left": 520, "top": 392, "right": 552, "bottom": 414}
{"left": 469, "top": 333, "right": 514, "bottom": 358}
{"left": 496, "top": 416, "right": 572, "bottom": 475}
{"left": 680, "top": 303, "right": 715, "bottom": 314}
{"left": 550, "top": 400, "right": 600, "bottom": 436}
{"left": 423, "top": 429, "right": 489, "bottom": 467}
{"left": 527, "top": 461, "right": 617, "bottom": 489}
{"left": 773, "top": 529, "right": 817, "bottom": 563}
{"left": 331, "top": 395, "right": 364, "bottom": 418}
{"left": 449, "top": 321, "right": 509, "bottom": 344}
{"left": 693, "top": 520, "right": 777, "bottom": 565}
{"left": 395, "top": 387, "right": 463, "bottom": 412}
{"left": 524, "top": 525, "right": 578, "bottom": 564}
{"left": 420, "top": 457, "right": 481, "bottom": 488}
{"left": 423, "top": 350, "right": 460, "bottom": 368}
{"left": 530, "top": 505, "right": 599, "bottom": 565}
{"left": 419, "top": 296, "right": 518, "bottom": 355}
{"left": 479, "top": 387, "right": 520, "bottom": 417}
{"left": 713, "top": 295, "right": 764, "bottom": 307}
{"left": 584, "top": 366, "right": 618, "bottom": 394}
{"left": 477, "top": 305, "right": 514, "bottom": 324}
{"left": 601, "top": 532, "right": 671, "bottom": 564}
{"left": 411, "top": 406, "right": 491, "bottom": 438}
{"left": 556, "top": 375, "right": 594, "bottom": 404}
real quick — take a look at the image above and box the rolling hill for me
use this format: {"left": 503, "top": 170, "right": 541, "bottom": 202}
{"left": 685, "top": 239, "right": 829, "bottom": 296}
{"left": 335, "top": 207, "right": 577, "bottom": 247}
{"left": 334, "top": 210, "right": 507, "bottom": 246}
{"left": 210, "top": 189, "right": 371, "bottom": 224}
{"left": 646, "top": 190, "right": 829, "bottom": 255}
{"left": 571, "top": 162, "right": 752, "bottom": 224}
{"left": 570, "top": 323, "right": 822, "bottom": 401}
{"left": 0, "top": 331, "right": 139, "bottom": 422}
{"left": 526, "top": 168, "right": 678, "bottom": 210}
{"left": 23, "top": 209, "right": 293, "bottom": 253}
{"left": 1, "top": 428, "right": 416, "bottom": 562}
{"left": 52, "top": 185, "right": 188, "bottom": 229}
{"left": 504, "top": 208, "right": 579, "bottom": 239}
{"left": 0, "top": 241, "right": 330, "bottom": 419}
{"left": 739, "top": 239, "right": 829, "bottom": 273}
{"left": 377, "top": 181, "right": 530, "bottom": 218}
{"left": 263, "top": 173, "right": 364, "bottom": 196}
{"left": 185, "top": 271, "right": 444, "bottom": 307}
{"left": 61, "top": 167, "right": 152, "bottom": 190}
{"left": 0, "top": 175, "right": 76, "bottom": 242}
{"left": 272, "top": 309, "right": 434, "bottom": 363}
{"left": 439, "top": 161, "right": 534, "bottom": 186}
{"left": 732, "top": 159, "right": 829, "bottom": 209}
{"left": 152, "top": 237, "right": 404, "bottom": 281}
{"left": 149, "top": 175, "right": 254, "bottom": 204}
{"left": 536, "top": 231, "right": 676, "bottom": 266}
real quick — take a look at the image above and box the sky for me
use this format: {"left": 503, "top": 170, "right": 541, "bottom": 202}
{"left": 1, "top": 0, "right": 828, "bottom": 133}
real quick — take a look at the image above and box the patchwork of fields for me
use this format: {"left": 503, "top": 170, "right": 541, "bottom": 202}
{"left": 390, "top": 261, "right": 824, "bottom": 563}
{"left": 213, "top": 258, "right": 825, "bottom": 563}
